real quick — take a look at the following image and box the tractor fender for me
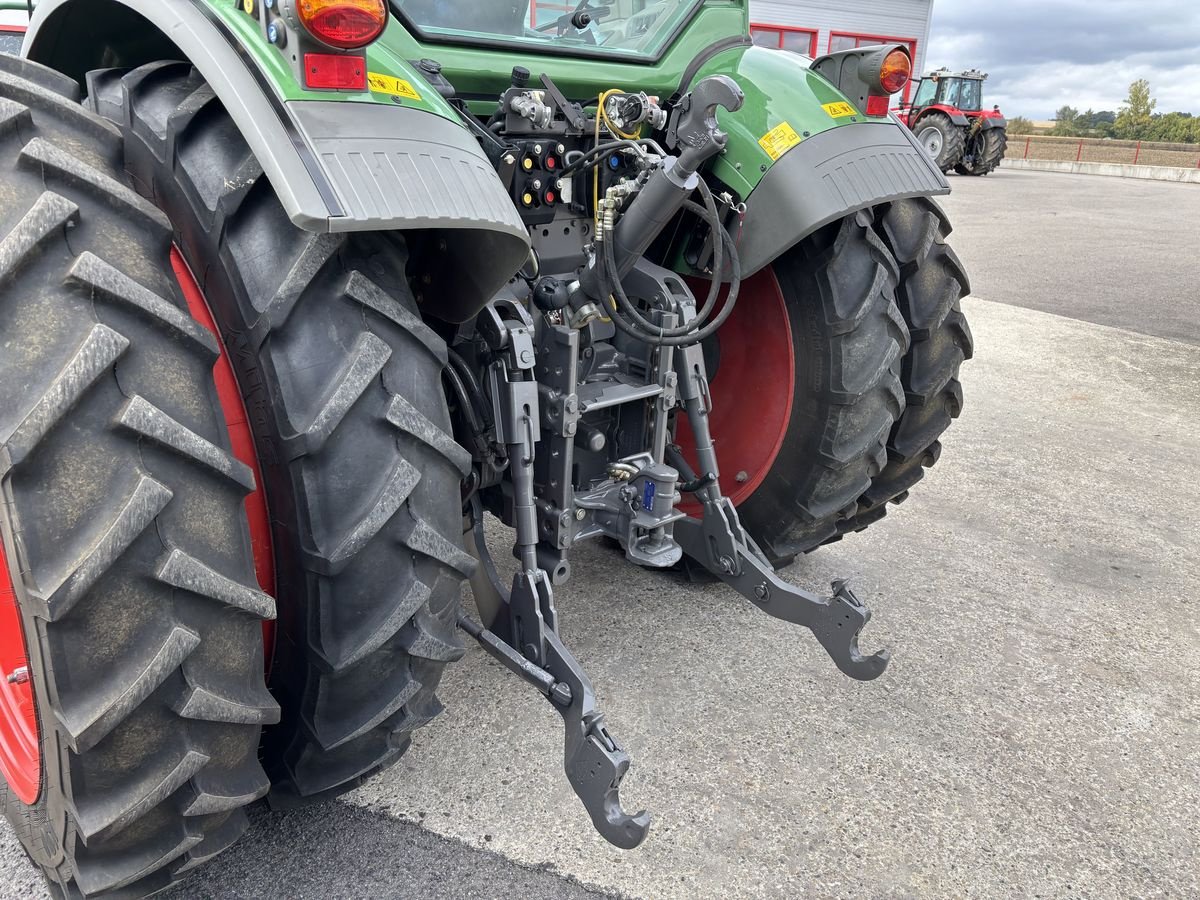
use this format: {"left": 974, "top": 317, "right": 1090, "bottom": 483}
{"left": 734, "top": 119, "right": 950, "bottom": 278}
{"left": 22, "top": 0, "right": 530, "bottom": 319}
{"left": 680, "top": 45, "right": 950, "bottom": 278}
{"left": 979, "top": 115, "right": 1008, "bottom": 130}
{"left": 918, "top": 107, "right": 971, "bottom": 128}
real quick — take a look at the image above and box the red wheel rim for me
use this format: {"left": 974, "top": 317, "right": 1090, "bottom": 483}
{"left": 171, "top": 249, "right": 278, "bottom": 660}
{"left": 678, "top": 268, "right": 795, "bottom": 512}
{"left": 0, "top": 538, "right": 39, "bottom": 805}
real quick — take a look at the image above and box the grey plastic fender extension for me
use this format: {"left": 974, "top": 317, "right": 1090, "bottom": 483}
{"left": 23, "top": 0, "right": 530, "bottom": 316}
{"left": 736, "top": 119, "right": 950, "bottom": 278}
{"left": 980, "top": 115, "right": 1008, "bottom": 130}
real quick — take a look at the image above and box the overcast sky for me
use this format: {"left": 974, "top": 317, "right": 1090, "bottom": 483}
{"left": 926, "top": 0, "right": 1200, "bottom": 119}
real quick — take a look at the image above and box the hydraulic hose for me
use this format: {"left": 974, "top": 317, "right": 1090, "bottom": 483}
{"left": 601, "top": 178, "right": 726, "bottom": 340}
{"left": 601, "top": 196, "right": 742, "bottom": 348}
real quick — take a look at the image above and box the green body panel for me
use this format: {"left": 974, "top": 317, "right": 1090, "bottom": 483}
{"left": 193, "top": 0, "right": 862, "bottom": 197}
{"left": 196, "top": 0, "right": 460, "bottom": 120}
{"left": 690, "top": 46, "right": 872, "bottom": 198}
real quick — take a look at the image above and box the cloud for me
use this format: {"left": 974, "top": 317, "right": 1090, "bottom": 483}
{"left": 927, "top": 0, "right": 1200, "bottom": 118}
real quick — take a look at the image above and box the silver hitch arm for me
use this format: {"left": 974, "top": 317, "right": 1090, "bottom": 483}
{"left": 672, "top": 344, "right": 891, "bottom": 682}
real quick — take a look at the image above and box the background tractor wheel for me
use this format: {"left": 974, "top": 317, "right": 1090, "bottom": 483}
{"left": 916, "top": 112, "right": 966, "bottom": 173}
{"left": 956, "top": 127, "right": 1008, "bottom": 176}
{"left": 840, "top": 197, "right": 974, "bottom": 538}
{"left": 87, "top": 62, "right": 474, "bottom": 806}
{"left": 0, "top": 57, "right": 276, "bottom": 896}
{"left": 690, "top": 209, "right": 910, "bottom": 564}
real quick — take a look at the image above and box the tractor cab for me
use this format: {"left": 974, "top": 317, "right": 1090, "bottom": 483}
{"left": 899, "top": 68, "right": 1008, "bottom": 175}
{"left": 909, "top": 68, "right": 987, "bottom": 116}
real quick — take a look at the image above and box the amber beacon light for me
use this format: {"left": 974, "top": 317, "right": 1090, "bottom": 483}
{"left": 879, "top": 49, "right": 912, "bottom": 95}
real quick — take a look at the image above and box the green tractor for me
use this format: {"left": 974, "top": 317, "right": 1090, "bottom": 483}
{"left": 0, "top": 1, "right": 972, "bottom": 894}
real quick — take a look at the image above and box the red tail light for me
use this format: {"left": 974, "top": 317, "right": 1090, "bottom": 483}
{"left": 297, "top": 0, "right": 387, "bottom": 50}
{"left": 879, "top": 49, "right": 912, "bottom": 95}
{"left": 304, "top": 53, "right": 367, "bottom": 91}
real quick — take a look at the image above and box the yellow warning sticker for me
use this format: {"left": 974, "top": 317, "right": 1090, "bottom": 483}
{"left": 822, "top": 101, "right": 858, "bottom": 119}
{"left": 367, "top": 73, "right": 423, "bottom": 102}
{"left": 757, "top": 122, "right": 803, "bottom": 161}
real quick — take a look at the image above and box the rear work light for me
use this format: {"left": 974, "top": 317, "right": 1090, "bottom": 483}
{"left": 878, "top": 49, "right": 912, "bottom": 95}
{"left": 296, "top": 0, "right": 387, "bottom": 50}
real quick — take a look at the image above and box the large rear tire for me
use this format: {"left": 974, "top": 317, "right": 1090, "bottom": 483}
{"left": 0, "top": 56, "right": 276, "bottom": 897}
{"left": 87, "top": 62, "right": 474, "bottom": 806}
{"left": 956, "top": 127, "right": 1008, "bottom": 176}
{"left": 731, "top": 210, "right": 910, "bottom": 562}
{"left": 841, "top": 197, "right": 974, "bottom": 537}
{"left": 707, "top": 200, "right": 971, "bottom": 562}
{"left": 915, "top": 112, "right": 966, "bottom": 173}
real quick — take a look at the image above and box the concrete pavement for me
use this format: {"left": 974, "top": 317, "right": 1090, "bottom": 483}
{"left": 2, "top": 170, "right": 1198, "bottom": 898}
{"left": 936, "top": 168, "right": 1200, "bottom": 345}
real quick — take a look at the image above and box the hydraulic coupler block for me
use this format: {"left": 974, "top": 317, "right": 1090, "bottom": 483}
{"left": 575, "top": 76, "right": 744, "bottom": 301}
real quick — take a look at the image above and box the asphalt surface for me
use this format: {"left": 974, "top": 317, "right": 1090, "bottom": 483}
{"left": 936, "top": 168, "right": 1200, "bottom": 345}
{"left": 2, "top": 169, "right": 1198, "bottom": 898}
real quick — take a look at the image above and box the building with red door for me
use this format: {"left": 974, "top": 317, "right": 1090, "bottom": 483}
{"left": 749, "top": 0, "right": 934, "bottom": 103}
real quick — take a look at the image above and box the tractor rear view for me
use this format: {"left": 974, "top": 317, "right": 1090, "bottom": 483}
{"left": 899, "top": 68, "right": 1008, "bottom": 175}
{"left": 0, "top": 1, "right": 973, "bottom": 895}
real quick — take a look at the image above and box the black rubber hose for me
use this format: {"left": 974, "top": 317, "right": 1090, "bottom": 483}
{"left": 599, "top": 179, "right": 726, "bottom": 340}
{"left": 603, "top": 198, "right": 741, "bottom": 347}
{"left": 447, "top": 347, "right": 493, "bottom": 429}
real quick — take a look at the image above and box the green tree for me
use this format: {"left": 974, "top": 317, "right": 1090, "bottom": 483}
{"left": 1146, "top": 112, "right": 1200, "bottom": 144}
{"left": 1008, "top": 115, "right": 1034, "bottom": 134}
{"left": 1115, "top": 79, "right": 1156, "bottom": 139}
{"left": 1051, "top": 105, "right": 1083, "bottom": 136}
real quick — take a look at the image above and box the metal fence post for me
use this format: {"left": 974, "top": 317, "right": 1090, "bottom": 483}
{"left": 1024, "top": 137, "right": 1031, "bottom": 159}
{"left": 1133, "top": 141, "right": 1142, "bottom": 165}
{"left": 1076, "top": 140, "right": 1084, "bottom": 162}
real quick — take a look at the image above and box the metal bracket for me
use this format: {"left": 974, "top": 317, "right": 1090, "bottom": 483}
{"left": 675, "top": 502, "right": 890, "bottom": 681}
{"left": 671, "top": 312, "right": 890, "bottom": 682}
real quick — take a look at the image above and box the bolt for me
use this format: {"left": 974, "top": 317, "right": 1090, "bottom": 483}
{"left": 6, "top": 667, "right": 29, "bottom": 685}
{"left": 736, "top": 470, "right": 749, "bottom": 483}
{"left": 534, "top": 143, "right": 544, "bottom": 154}
{"left": 754, "top": 583, "right": 770, "bottom": 601}
{"left": 719, "top": 556, "right": 736, "bottom": 574}
{"left": 503, "top": 154, "right": 517, "bottom": 166}
{"left": 519, "top": 349, "right": 534, "bottom": 365}
{"left": 557, "top": 143, "right": 566, "bottom": 155}
{"left": 575, "top": 508, "right": 587, "bottom": 521}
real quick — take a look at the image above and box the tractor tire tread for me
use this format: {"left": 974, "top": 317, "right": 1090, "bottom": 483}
{"left": 737, "top": 210, "right": 909, "bottom": 560}
{"left": 844, "top": 197, "right": 973, "bottom": 530}
{"left": 87, "top": 63, "right": 472, "bottom": 807}
{"left": 0, "top": 62, "right": 273, "bottom": 899}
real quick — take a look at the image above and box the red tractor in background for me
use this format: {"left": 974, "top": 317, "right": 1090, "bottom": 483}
{"left": 898, "top": 69, "right": 1008, "bottom": 175}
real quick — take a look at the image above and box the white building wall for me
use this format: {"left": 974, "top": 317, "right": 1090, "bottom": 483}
{"left": 750, "top": 0, "right": 934, "bottom": 82}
